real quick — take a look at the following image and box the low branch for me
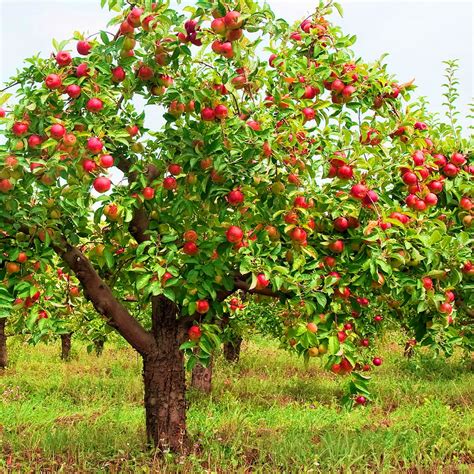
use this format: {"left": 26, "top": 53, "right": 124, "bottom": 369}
{"left": 55, "top": 241, "right": 156, "bottom": 355}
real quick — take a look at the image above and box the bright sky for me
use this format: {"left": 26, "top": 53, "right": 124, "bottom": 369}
{"left": 0, "top": 0, "right": 472, "bottom": 127}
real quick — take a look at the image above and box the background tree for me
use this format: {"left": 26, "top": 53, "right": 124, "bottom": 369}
{"left": 0, "top": 0, "right": 471, "bottom": 454}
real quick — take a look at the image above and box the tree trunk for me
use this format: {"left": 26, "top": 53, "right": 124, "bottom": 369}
{"left": 224, "top": 336, "right": 242, "bottom": 363}
{"left": 191, "top": 358, "right": 213, "bottom": 393}
{"left": 94, "top": 339, "right": 105, "bottom": 357}
{"left": 143, "top": 296, "right": 187, "bottom": 452}
{"left": 0, "top": 318, "right": 7, "bottom": 369}
{"left": 60, "top": 333, "right": 72, "bottom": 361}
{"left": 404, "top": 341, "right": 415, "bottom": 358}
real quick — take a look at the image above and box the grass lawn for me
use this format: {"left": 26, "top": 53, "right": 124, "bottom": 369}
{"left": 0, "top": 335, "right": 472, "bottom": 473}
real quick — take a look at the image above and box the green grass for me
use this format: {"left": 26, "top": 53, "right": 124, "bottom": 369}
{"left": 0, "top": 336, "right": 473, "bottom": 473}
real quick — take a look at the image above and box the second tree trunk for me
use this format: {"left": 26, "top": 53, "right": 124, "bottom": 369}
{"left": 60, "top": 333, "right": 72, "bottom": 361}
{"left": 191, "top": 358, "right": 213, "bottom": 393}
{"left": 224, "top": 336, "right": 242, "bottom": 362}
{"left": 0, "top": 318, "right": 7, "bottom": 369}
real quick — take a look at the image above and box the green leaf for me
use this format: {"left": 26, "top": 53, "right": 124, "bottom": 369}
{"left": 334, "top": 2, "right": 344, "bottom": 17}
{"left": 137, "top": 273, "right": 151, "bottom": 290}
{"left": 100, "top": 31, "right": 110, "bottom": 44}
{"left": 328, "top": 336, "right": 340, "bottom": 355}
{"left": 103, "top": 249, "right": 114, "bottom": 269}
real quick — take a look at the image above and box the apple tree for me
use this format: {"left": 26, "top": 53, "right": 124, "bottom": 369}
{"left": 0, "top": 0, "right": 472, "bottom": 453}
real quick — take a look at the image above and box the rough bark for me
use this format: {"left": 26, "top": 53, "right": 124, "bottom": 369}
{"left": 143, "top": 296, "right": 188, "bottom": 452}
{"left": 60, "top": 333, "right": 72, "bottom": 361}
{"left": 224, "top": 336, "right": 242, "bottom": 363}
{"left": 404, "top": 341, "right": 415, "bottom": 358}
{"left": 94, "top": 339, "right": 105, "bottom": 357}
{"left": 191, "top": 358, "right": 213, "bottom": 393}
{"left": 0, "top": 318, "right": 7, "bottom": 369}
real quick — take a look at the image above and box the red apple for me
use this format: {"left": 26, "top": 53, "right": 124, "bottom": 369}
{"left": 86, "top": 98, "right": 104, "bottom": 113}
{"left": 56, "top": 50, "right": 71, "bottom": 67}
{"left": 87, "top": 137, "right": 103, "bottom": 154}
{"left": 93, "top": 176, "right": 111, "bottom": 193}
{"left": 196, "top": 299, "right": 209, "bottom": 314}
{"left": 226, "top": 225, "right": 243, "bottom": 243}
{"left": 45, "top": 73, "right": 62, "bottom": 90}
{"left": 77, "top": 40, "right": 92, "bottom": 55}
{"left": 188, "top": 325, "right": 202, "bottom": 341}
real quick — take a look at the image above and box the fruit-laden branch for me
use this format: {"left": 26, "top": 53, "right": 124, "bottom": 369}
{"left": 217, "top": 276, "right": 288, "bottom": 301}
{"left": 54, "top": 241, "right": 156, "bottom": 355}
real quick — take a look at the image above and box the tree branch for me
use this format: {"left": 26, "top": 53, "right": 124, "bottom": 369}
{"left": 55, "top": 241, "right": 156, "bottom": 355}
{"left": 217, "top": 275, "right": 288, "bottom": 301}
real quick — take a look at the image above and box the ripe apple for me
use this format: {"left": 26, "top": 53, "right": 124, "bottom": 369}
{"left": 350, "top": 183, "right": 368, "bottom": 200}
{"left": 65, "top": 84, "right": 81, "bottom": 98}
{"left": 27, "top": 135, "right": 42, "bottom": 148}
{"left": 82, "top": 159, "right": 97, "bottom": 173}
{"left": 439, "top": 302, "right": 452, "bottom": 314}
{"left": 329, "top": 240, "right": 344, "bottom": 253}
{"left": 372, "top": 357, "right": 382, "bottom": 366}
{"left": 196, "top": 299, "right": 209, "bottom": 314}
{"left": 188, "top": 325, "right": 202, "bottom": 340}
{"left": 443, "top": 163, "right": 459, "bottom": 177}
{"left": 306, "top": 322, "right": 318, "bottom": 333}
{"left": 138, "top": 65, "right": 154, "bottom": 81}
{"left": 402, "top": 171, "right": 417, "bottom": 185}
{"left": 227, "top": 189, "right": 244, "bottom": 206}
{"left": 183, "top": 230, "right": 198, "bottom": 242}
{"left": 333, "top": 217, "right": 349, "bottom": 232}
{"left": 211, "top": 17, "right": 226, "bottom": 34}
{"left": 337, "top": 165, "right": 353, "bottom": 180}
{"left": 355, "top": 396, "right": 366, "bottom": 405}
{"left": 87, "top": 137, "right": 103, "bottom": 154}
{"left": 6, "top": 262, "right": 20, "bottom": 274}
{"left": 256, "top": 273, "right": 270, "bottom": 289}
{"left": 214, "top": 104, "right": 228, "bottom": 120}
{"left": 45, "top": 73, "right": 62, "bottom": 89}
{"left": 56, "top": 51, "right": 71, "bottom": 66}
{"left": 451, "top": 152, "right": 466, "bottom": 166}
{"left": 247, "top": 120, "right": 261, "bottom": 131}
{"left": 111, "top": 66, "right": 126, "bottom": 83}
{"left": 331, "top": 363, "right": 341, "bottom": 374}
{"left": 86, "top": 98, "right": 104, "bottom": 113}
{"left": 142, "top": 187, "right": 155, "bottom": 200}
{"left": 422, "top": 277, "right": 433, "bottom": 290}
{"left": 76, "top": 63, "right": 90, "bottom": 77}
{"left": 302, "top": 107, "right": 315, "bottom": 122}
{"left": 93, "top": 176, "right": 111, "bottom": 193}
{"left": 50, "top": 124, "right": 66, "bottom": 139}
{"left": 412, "top": 150, "right": 425, "bottom": 166}
{"left": 290, "top": 227, "right": 307, "bottom": 243}
{"left": 219, "top": 42, "right": 234, "bottom": 58}
{"left": 224, "top": 11, "right": 242, "bottom": 30}
{"left": 201, "top": 107, "right": 215, "bottom": 121}
{"left": 424, "top": 193, "right": 438, "bottom": 207}
{"left": 77, "top": 40, "right": 92, "bottom": 55}
{"left": 104, "top": 204, "right": 119, "bottom": 220}
{"left": 445, "top": 290, "right": 455, "bottom": 302}
{"left": 460, "top": 197, "right": 472, "bottom": 210}
{"left": 99, "top": 154, "right": 114, "bottom": 168}
{"left": 163, "top": 176, "right": 177, "bottom": 190}
{"left": 12, "top": 121, "right": 29, "bottom": 136}
{"left": 226, "top": 225, "right": 243, "bottom": 243}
